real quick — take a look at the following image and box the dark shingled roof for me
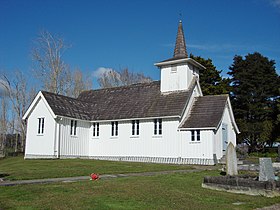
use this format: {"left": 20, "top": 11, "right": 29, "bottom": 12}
{"left": 42, "top": 91, "right": 92, "bottom": 120}
{"left": 160, "top": 55, "right": 188, "bottom": 63}
{"left": 77, "top": 81, "right": 192, "bottom": 120}
{"left": 180, "top": 95, "right": 228, "bottom": 129}
{"left": 42, "top": 81, "right": 194, "bottom": 121}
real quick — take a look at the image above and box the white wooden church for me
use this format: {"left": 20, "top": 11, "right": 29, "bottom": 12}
{"left": 23, "top": 21, "right": 239, "bottom": 165}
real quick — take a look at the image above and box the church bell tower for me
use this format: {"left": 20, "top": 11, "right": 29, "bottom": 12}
{"left": 155, "top": 20, "right": 205, "bottom": 93}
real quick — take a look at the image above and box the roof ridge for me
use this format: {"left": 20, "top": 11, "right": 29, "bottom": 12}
{"left": 188, "top": 76, "right": 198, "bottom": 91}
{"left": 41, "top": 91, "right": 86, "bottom": 102}
{"left": 197, "top": 94, "right": 229, "bottom": 98}
{"left": 40, "top": 80, "right": 192, "bottom": 121}
{"left": 80, "top": 80, "right": 159, "bottom": 93}
{"left": 180, "top": 93, "right": 229, "bottom": 129}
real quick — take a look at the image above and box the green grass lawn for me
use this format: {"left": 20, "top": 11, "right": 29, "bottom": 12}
{"left": 1, "top": 156, "right": 280, "bottom": 209}
{"left": 1, "top": 170, "right": 280, "bottom": 210}
{"left": 0, "top": 156, "right": 194, "bottom": 181}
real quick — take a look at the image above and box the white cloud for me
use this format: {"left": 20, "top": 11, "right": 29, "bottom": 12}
{"left": 269, "top": 0, "right": 280, "bottom": 8}
{"left": 188, "top": 43, "right": 280, "bottom": 53}
{"left": 188, "top": 43, "right": 246, "bottom": 52}
{"left": 163, "top": 42, "right": 248, "bottom": 52}
{"left": 92, "top": 67, "right": 114, "bottom": 78}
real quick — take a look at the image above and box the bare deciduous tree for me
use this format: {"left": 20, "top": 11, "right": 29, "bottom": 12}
{"left": 66, "top": 69, "right": 92, "bottom": 98}
{"left": 0, "top": 71, "right": 35, "bottom": 152}
{"left": 98, "top": 68, "right": 152, "bottom": 88}
{"left": 0, "top": 96, "right": 8, "bottom": 155}
{"left": 32, "top": 30, "right": 71, "bottom": 95}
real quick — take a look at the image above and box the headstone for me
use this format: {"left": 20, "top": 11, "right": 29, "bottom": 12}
{"left": 226, "top": 142, "right": 238, "bottom": 176}
{"left": 259, "top": 158, "right": 275, "bottom": 181}
{"left": 213, "top": 154, "right": 218, "bottom": 165}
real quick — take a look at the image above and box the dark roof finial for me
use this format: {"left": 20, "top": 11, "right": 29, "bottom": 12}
{"left": 179, "top": 13, "right": 182, "bottom": 23}
{"left": 173, "top": 20, "right": 188, "bottom": 58}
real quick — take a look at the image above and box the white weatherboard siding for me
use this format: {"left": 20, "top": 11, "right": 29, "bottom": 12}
{"left": 88, "top": 119, "right": 215, "bottom": 165}
{"left": 25, "top": 98, "right": 56, "bottom": 158}
{"left": 159, "top": 61, "right": 200, "bottom": 93}
{"left": 186, "top": 64, "right": 199, "bottom": 87}
{"left": 214, "top": 105, "right": 237, "bottom": 160}
{"left": 59, "top": 118, "right": 90, "bottom": 158}
{"left": 89, "top": 118, "right": 180, "bottom": 158}
{"left": 214, "top": 125, "right": 223, "bottom": 160}
{"left": 161, "top": 63, "right": 198, "bottom": 92}
{"left": 180, "top": 130, "right": 214, "bottom": 159}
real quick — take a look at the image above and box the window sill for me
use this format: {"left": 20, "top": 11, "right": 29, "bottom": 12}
{"left": 70, "top": 135, "right": 78, "bottom": 138}
{"left": 152, "top": 135, "right": 162, "bottom": 138}
{"left": 130, "top": 136, "right": 140, "bottom": 139}
{"left": 110, "top": 136, "right": 118, "bottom": 139}
{"left": 189, "top": 141, "right": 201, "bottom": 144}
{"left": 92, "top": 137, "right": 99, "bottom": 139}
{"left": 37, "top": 134, "right": 44, "bottom": 136}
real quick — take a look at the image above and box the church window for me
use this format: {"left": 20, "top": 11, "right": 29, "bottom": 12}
{"left": 70, "top": 120, "right": 77, "bottom": 136}
{"left": 132, "top": 120, "right": 139, "bottom": 136}
{"left": 191, "top": 130, "right": 195, "bottom": 141}
{"left": 196, "top": 130, "right": 200, "bottom": 141}
{"left": 171, "top": 65, "right": 177, "bottom": 73}
{"left": 111, "top": 121, "right": 118, "bottom": 136}
{"left": 191, "top": 130, "right": 200, "bottom": 141}
{"left": 38, "top": 117, "right": 45, "bottom": 134}
{"left": 93, "top": 122, "right": 99, "bottom": 137}
{"left": 154, "top": 119, "right": 162, "bottom": 135}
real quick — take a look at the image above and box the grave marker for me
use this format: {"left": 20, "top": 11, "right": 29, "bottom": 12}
{"left": 259, "top": 158, "right": 275, "bottom": 181}
{"left": 226, "top": 142, "right": 238, "bottom": 176}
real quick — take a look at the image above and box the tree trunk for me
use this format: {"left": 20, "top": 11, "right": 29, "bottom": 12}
{"left": 15, "top": 133, "right": 18, "bottom": 153}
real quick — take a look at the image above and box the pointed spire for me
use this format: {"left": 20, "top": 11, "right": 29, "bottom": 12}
{"left": 173, "top": 20, "right": 188, "bottom": 58}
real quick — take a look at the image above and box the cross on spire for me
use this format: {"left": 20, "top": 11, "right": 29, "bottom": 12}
{"left": 173, "top": 20, "right": 188, "bottom": 58}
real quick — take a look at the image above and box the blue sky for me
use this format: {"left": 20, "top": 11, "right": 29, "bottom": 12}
{"left": 0, "top": 0, "right": 279, "bottom": 88}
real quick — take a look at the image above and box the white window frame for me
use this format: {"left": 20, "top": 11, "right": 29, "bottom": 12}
{"left": 191, "top": 130, "right": 200, "bottom": 142}
{"left": 37, "top": 117, "right": 45, "bottom": 135}
{"left": 111, "top": 121, "right": 118, "bottom": 136}
{"left": 154, "top": 118, "right": 162, "bottom": 136}
{"left": 93, "top": 122, "right": 99, "bottom": 137}
{"left": 132, "top": 120, "right": 140, "bottom": 136}
{"left": 171, "top": 65, "right": 177, "bottom": 73}
{"left": 70, "top": 120, "right": 77, "bottom": 136}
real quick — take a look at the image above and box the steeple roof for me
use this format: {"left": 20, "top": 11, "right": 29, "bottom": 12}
{"left": 156, "top": 20, "right": 190, "bottom": 64}
{"left": 173, "top": 20, "right": 188, "bottom": 59}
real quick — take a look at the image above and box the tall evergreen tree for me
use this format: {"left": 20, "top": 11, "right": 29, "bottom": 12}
{"left": 190, "top": 54, "right": 230, "bottom": 95}
{"left": 228, "top": 52, "right": 280, "bottom": 151}
{"left": 272, "top": 96, "right": 280, "bottom": 143}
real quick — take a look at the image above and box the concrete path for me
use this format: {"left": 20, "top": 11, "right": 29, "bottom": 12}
{"left": 0, "top": 169, "right": 202, "bottom": 186}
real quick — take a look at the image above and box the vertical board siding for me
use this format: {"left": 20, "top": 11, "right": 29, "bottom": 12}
{"left": 25, "top": 102, "right": 221, "bottom": 166}
{"left": 25, "top": 98, "right": 56, "bottom": 158}
{"left": 161, "top": 64, "right": 188, "bottom": 92}
{"left": 214, "top": 105, "right": 237, "bottom": 159}
{"left": 89, "top": 118, "right": 180, "bottom": 158}
{"left": 160, "top": 64, "right": 199, "bottom": 93}
{"left": 180, "top": 130, "right": 214, "bottom": 159}
{"left": 59, "top": 118, "right": 90, "bottom": 158}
